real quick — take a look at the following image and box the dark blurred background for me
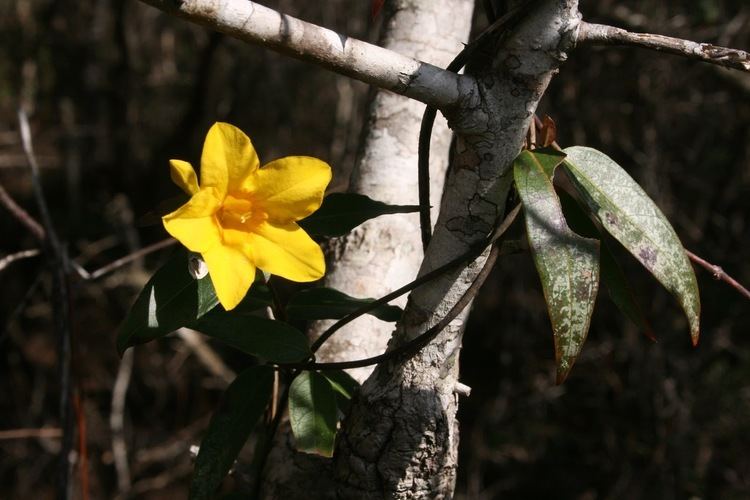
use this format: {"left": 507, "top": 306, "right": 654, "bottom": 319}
{"left": 1, "top": 0, "right": 748, "bottom": 498}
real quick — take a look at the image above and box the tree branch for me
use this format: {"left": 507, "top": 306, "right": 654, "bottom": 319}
{"left": 686, "top": 250, "right": 750, "bottom": 301}
{"left": 136, "top": 0, "right": 468, "bottom": 110}
{"left": 577, "top": 21, "right": 750, "bottom": 73}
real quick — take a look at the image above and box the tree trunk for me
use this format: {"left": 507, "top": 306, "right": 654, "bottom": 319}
{"left": 332, "top": 1, "right": 581, "bottom": 497}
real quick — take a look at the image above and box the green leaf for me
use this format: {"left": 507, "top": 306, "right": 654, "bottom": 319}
{"left": 558, "top": 191, "right": 655, "bottom": 341}
{"left": 191, "top": 313, "right": 310, "bottom": 363}
{"left": 117, "top": 249, "right": 218, "bottom": 354}
{"left": 298, "top": 193, "right": 419, "bottom": 237}
{"left": 232, "top": 281, "right": 274, "bottom": 313}
{"left": 322, "top": 369, "right": 360, "bottom": 414}
{"left": 289, "top": 371, "right": 338, "bottom": 457}
{"left": 190, "top": 366, "right": 273, "bottom": 500}
{"left": 563, "top": 146, "right": 700, "bottom": 344}
{"left": 514, "top": 149, "right": 600, "bottom": 383}
{"left": 286, "top": 287, "right": 403, "bottom": 322}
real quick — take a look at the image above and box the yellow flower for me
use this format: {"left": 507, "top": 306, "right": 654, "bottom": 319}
{"left": 162, "top": 122, "right": 331, "bottom": 310}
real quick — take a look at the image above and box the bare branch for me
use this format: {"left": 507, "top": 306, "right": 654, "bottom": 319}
{"left": 577, "top": 21, "right": 750, "bottom": 73}
{"left": 687, "top": 250, "right": 750, "bottom": 301}
{"left": 74, "top": 238, "right": 176, "bottom": 281}
{"left": 0, "top": 427, "right": 62, "bottom": 440}
{"left": 137, "top": 0, "right": 467, "bottom": 109}
{"left": 0, "top": 182, "right": 45, "bottom": 240}
{"left": 0, "top": 249, "right": 41, "bottom": 273}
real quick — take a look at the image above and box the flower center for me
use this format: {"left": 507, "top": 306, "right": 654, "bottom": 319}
{"left": 219, "top": 194, "right": 263, "bottom": 228}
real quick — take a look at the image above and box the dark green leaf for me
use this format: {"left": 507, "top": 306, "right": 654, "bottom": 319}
{"left": 514, "top": 149, "right": 600, "bottom": 383}
{"left": 190, "top": 366, "right": 273, "bottom": 500}
{"left": 232, "top": 281, "right": 274, "bottom": 313}
{"left": 323, "top": 369, "right": 360, "bottom": 414}
{"left": 117, "top": 250, "right": 218, "bottom": 354}
{"left": 563, "top": 146, "right": 700, "bottom": 344}
{"left": 298, "top": 193, "right": 420, "bottom": 237}
{"left": 559, "top": 191, "right": 655, "bottom": 340}
{"left": 191, "top": 313, "right": 310, "bottom": 363}
{"left": 289, "top": 371, "right": 338, "bottom": 457}
{"left": 286, "top": 287, "right": 402, "bottom": 322}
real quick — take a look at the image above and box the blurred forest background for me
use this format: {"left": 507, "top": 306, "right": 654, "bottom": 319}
{"left": 1, "top": 0, "right": 748, "bottom": 498}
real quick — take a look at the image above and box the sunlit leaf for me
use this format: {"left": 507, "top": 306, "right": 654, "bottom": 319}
{"left": 191, "top": 313, "right": 310, "bottom": 363}
{"left": 563, "top": 146, "right": 700, "bottom": 344}
{"left": 190, "top": 366, "right": 273, "bottom": 500}
{"left": 298, "top": 193, "right": 419, "bottom": 237}
{"left": 117, "top": 250, "right": 218, "bottom": 354}
{"left": 286, "top": 287, "right": 402, "bottom": 322}
{"left": 514, "top": 149, "right": 600, "bottom": 383}
{"left": 289, "top": 371, "right": 338, "bottom": 457}
{"left": 559, "top": 191, "right": 655, "bottom": 341}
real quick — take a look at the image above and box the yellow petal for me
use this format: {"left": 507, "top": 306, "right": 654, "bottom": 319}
{"left": 203, "top": 245, "right": 256, "bottom": 310}
{"left": 169, "top": 159, "right": 199, "bottom": 195}
{"left": 162, "top": 189, "right": 223, "bottom": 252}
{"left": 248, "top": 156, "right": 331, "bottom": 223}
{"left": 248, "top": 221, "right": 325, "bottom": 282}
{"left": 201, "top": 122, "right": 260, "bottom": 196}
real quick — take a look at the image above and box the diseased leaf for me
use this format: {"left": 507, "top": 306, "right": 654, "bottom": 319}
{"left": 117, "top": 249, "right": 218, "bottom": 354}
{"left": 298, "top": 193, "right": 419, "bottom": 237}
{"left": 289, "top": 371, "right": 338, "bottom": 457}
{"left": 191, "top": 313, "right": 310, "bottom": 363}
{"left": 514, "top": 149, "right": 600, "bottom": 383}
{"left": 559, "top": 191, "right": 655, "bottom": 341}
{"left": 190, "top": 366, "right": 273, "bottom": 500}
{"left": 286, "top": 287, "right": 402, "bottom": 322}
{"left": 563, "top": 146, "right": 700, "bottom": 344}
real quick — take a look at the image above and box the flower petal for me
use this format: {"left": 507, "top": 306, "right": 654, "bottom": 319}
{"left": 248, "top": 156, "right": 331, "bottom": 223}
{"left": 248, "top": 221, "right": 325, "bottom": 282}
{"left": 169, "top": 159, "right": 199, "bottom": 195}
{"left": 203, "top": 245, "right": 256, "bottom": 310}
{"left": 201, "top": 122, "right": 260, "bottom": 196}
{"left": 162, "top": 189, "right": 223, "bottom": 252}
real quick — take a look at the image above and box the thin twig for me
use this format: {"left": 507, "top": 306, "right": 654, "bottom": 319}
{"left": 0, "top": 427, "right": 62, "bottom": 440}
{"left": 686, "top": 250, "right": 750, "bottom": 301}
{"left": 0, "top": 248, "right": 41, "bottom": 273}
{"left": 176, "top": 328, "right": 236, "bottom": 384}
{"left": 18, "top": 109, "right": 74, "bottom": 500}
{"left": 73, "top": 393, "right": 90, "bottom": 500}
{"left": 110, "top": 348, "right": 134, "bottom": 497}
{"left": 74, "top": 238, "right": 176, "bottom": 281}
{"left": 577, "top": 21, "right": 750, "bottom": 73}
{"left": 0, "top": 182, "right": 45, "bottom": 240}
